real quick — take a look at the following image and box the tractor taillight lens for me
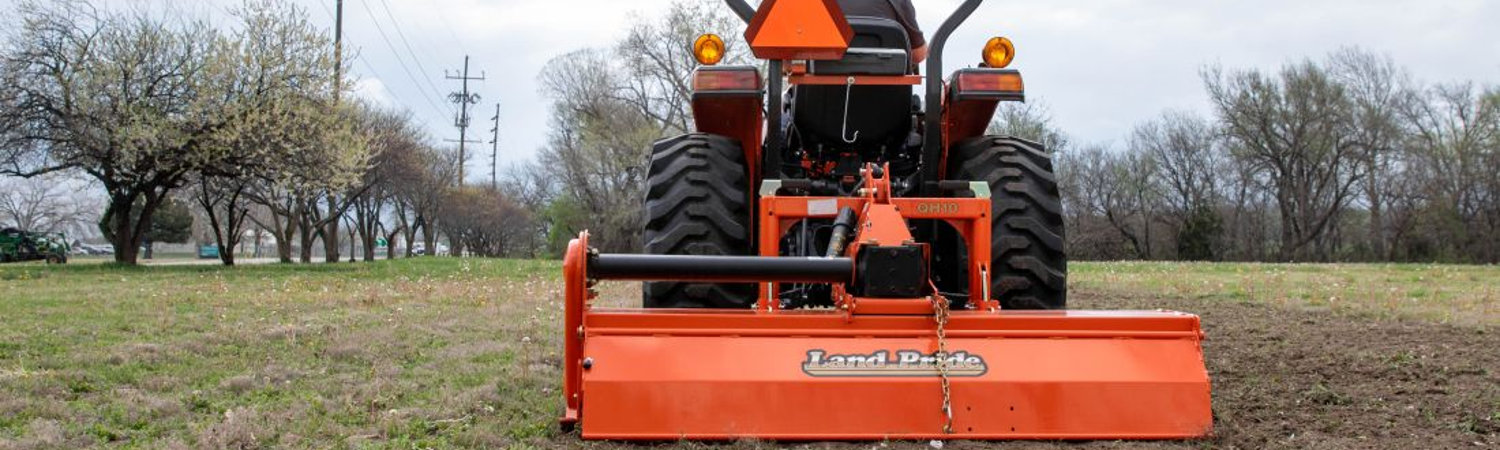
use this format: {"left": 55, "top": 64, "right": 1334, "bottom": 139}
{"left": 958, "top": 71, "right": 1023, "bottom": 92}
{"left": 692, "top": 68, "right": 761, "bottom": 92}
{"left": 951, "top": 68, "right": 1025, "bottom": 102}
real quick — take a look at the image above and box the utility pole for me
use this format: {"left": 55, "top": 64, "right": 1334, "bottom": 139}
{"left": 327, "top": 0, "right": 345, "bottom": 264}
{"left": 445, "top": 55, "right": 484, "bottom": 185}
{"left": 334, "top": 0, "right": 342, "bottom": 102}
{"left": 489, "top": 102, "right": 501, "bottom": 189}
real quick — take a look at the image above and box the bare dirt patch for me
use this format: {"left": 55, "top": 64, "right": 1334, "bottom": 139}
{"left": 1080, "top": 291, "right": 1500, "bottom": 450}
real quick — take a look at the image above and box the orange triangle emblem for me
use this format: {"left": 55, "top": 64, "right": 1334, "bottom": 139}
{"left": 743, "top": 0, "right": 853, "bottom": 60}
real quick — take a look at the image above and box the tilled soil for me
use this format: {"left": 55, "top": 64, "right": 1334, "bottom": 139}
{"left": 567, "top": 289, "right": 1500, "bottom": 450}
{"left": 1064, "top": 291, "right": 1500, "bottom": 450}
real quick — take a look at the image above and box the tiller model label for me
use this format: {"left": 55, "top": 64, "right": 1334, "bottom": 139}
{"left": 801, "top": 349, "right": 988, "bottom": 377}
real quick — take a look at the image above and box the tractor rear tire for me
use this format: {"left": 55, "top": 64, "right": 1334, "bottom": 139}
{"left": 641, "top": 133, "right": 757, "bottom": 308}
{"left": 949, "top": 135, "right": 1068, "bottom": 309}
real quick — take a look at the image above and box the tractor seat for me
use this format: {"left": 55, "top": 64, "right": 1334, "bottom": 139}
{"left": 808, "top": 16, "right": 912, "bottom": 76}
{"left": 792, "top": 17, "right": 915, "bottom": 153}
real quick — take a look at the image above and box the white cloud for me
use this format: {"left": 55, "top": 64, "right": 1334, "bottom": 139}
{"left": 352, "top": 76, "right": 397, "bottom": 108}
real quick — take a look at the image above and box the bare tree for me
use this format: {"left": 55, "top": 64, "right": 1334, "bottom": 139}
{"left": 1061, "top": 145, "right": 1160, "bottom": 259}
{"left": 1327, "top": 47, "right": 1413, "bottom": 260}
{"left": 0, "top": 174, "right": 100, "bottom": 237}
{"left": 1129, "top": 110, "right": 1225, "bottom": 259}
{"left": 387, "top": 145, "right": 458, "bottom": 257}
{"left": 1204, "top": 61, "right": 1363, "bottom": 261}
{"left": 349, "top": 107, "right": 426, "bottom": 261}
{"left": 437, "top": 186, "right": 533, "bottom": 257}
{"left": 500, "top": 160, "right": 557, "bottom": 257}
{"left": 1217, "top": 143, "right": 1278, "bottom": 261}
{"left": 536, "top": 49, "right": 660, "bottom": 252}
{"left": 1400, "top": 83, "right": 1500, "bottom": 262}
{"left": 192, "top": 175, "right": 253, "bottom": 265}
{"left": 616, "top": 0, "right": 752, "bottom": 135}
{"left": 988, "top": 101, "right": 1070, "bottom": 152}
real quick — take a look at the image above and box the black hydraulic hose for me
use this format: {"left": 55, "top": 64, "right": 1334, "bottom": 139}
{"left": 824, "top": 207, "right": 858, "bottom": 258}
{"left": 590, "top": 253, "right": 852, "bottom": 284}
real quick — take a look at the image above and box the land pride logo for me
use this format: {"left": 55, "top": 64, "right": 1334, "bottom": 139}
{"left": 801, "top": 349, "right": 988, "bottom": 377}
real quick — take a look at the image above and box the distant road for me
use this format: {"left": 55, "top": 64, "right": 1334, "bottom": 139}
{"left": 60, "top": 255, "right": 389, "bottom": 266}
{"left": 144, "top": 256, "right": 390, "bottom": 266}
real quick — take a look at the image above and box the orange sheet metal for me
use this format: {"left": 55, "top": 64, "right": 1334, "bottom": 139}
{"left": 743, "top": 0, "right": 853, "bottom": 60}
{"left": 574, "top": 308, "right": 1213, "bottom": 440}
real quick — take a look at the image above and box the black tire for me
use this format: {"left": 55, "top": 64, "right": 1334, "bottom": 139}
{"left": 641, "top": 133, "right": 757, "bottom": 308}
{"left": 948, "top": 135, "right": 1067, "bottom": 309}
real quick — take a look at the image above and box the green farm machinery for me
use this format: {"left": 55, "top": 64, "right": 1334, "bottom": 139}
{"left": 0, "top": 228, "right": 69, "bottom": 264}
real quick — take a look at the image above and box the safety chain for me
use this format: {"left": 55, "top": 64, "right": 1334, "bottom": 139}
{"left": 933, "top": 293, "right": 954, "bottom": 434}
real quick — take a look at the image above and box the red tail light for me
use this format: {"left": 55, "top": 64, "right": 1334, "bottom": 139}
{"left": 952, "top": 68, "right": 1024, "bottom": 101}
{"left": 693, "top": 68, "right": 762, "bottom": 92}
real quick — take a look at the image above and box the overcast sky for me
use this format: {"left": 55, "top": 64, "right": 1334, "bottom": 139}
{"left": 18, "top": 0, "right": 1500, "bottom": 184}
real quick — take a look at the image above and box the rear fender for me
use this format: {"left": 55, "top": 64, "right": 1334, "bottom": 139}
{"left": 690, "top": 66, "right": 764, "bottom": 189}
{"left": 939, "top": 68, "right": 1025, "bottom": 178}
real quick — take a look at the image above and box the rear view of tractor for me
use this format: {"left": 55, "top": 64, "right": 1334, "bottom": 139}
{"left": 559, "top": 0, "right": 1211, "bottom": 440}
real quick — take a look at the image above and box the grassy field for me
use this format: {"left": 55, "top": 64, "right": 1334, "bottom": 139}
{"left": 0, "top": 259, "right": 1496, "bottom": 448}
{"left": 1072, "top": 261, "right": 1500, "bottom": 326}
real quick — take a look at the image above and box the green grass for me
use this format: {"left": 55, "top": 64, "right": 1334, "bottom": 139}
{"left": 0, "top": 259, "right": 1495, "bottom": 448}
{"left": 1072, "top": 261, "right": 1500, "bottom": 325}
{"left": 2, "top": 258, "right": 564, "bottom": 448}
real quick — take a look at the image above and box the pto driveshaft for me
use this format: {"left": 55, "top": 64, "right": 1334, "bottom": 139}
{"left": 589, "top": 253, "right": 852, "bottom": 283}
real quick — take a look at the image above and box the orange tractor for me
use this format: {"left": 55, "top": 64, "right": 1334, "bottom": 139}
{"left": 559, "top": 0, "right": 1212, "bottom": 440}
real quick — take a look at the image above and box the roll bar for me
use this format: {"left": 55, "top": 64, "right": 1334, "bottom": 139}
{"left": 920, "top": 0, "right": 983, "bottom": 195}
{"left": 724, "top": 0, "right": 755, "bottom": 23}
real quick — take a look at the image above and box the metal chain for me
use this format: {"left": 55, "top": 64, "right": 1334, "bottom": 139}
{"left": 933, "top": 293, "right": 954, "bottom": 434}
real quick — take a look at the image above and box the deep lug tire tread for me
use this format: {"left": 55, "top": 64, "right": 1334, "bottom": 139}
{"left": 949, "top": 135, "right": 1068, "bottom": 309}
{"left": 641, "top": 134, "right": 757, "bottom": 308}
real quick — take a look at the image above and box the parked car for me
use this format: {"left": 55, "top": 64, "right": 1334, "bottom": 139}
{"left": 411, "top": 243, "right": 449, "bottom": 256}
{"left": 72, "top": 242, "right": 114, "bottom": 255}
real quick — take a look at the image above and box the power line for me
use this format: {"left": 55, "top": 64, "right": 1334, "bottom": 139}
{"left": 315, "top": 0, "right": 336, "bottom": 21}
{"left": 318, "top": 1, "right": 443, "bottom": 121}
{"left": 354, "top": 54, "right": 439, "bottom": 129}
{"left": 433, "top": 9, "right": 468, "bottom": 56}
{"left": 356, "top": 0, "right": 450, "bottom": 117}
{"left": 373, "top": 0, "right": 450, "bottom": 106}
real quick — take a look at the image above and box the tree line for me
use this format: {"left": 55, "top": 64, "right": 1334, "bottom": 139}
{"left": 510, "top": 2, "right": 1500, "bottom": 264}
{"left": 1046, "top": 48, "right": 1500, "bottom": 263}
{"left": 3, "top": 0, "right": 1494, "bottom": 265}
{"left": 0, "top": 0, "right": 534, "bottom": 265}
